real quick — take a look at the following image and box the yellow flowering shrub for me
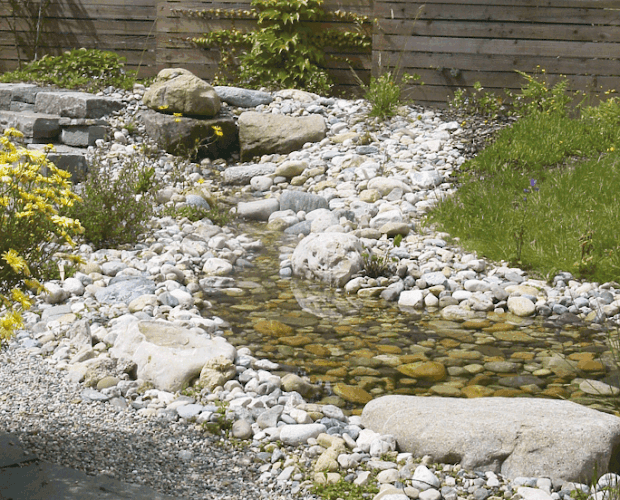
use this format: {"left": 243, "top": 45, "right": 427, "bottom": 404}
{"left": 0, "top": 128, "right": 83, "bottom": 340}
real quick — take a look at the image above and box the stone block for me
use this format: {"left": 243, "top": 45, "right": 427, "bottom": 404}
{"left": 28, "top": 144, "right": 88, "bottom": 182}
{"left": 0, "top": 110, "right": 60, "bottom": 139}
{"left": 35, "top": 91, "right": 123, "bottom": 118}
{"left": 60, "top": 125, "right": 106, "bottom": 146}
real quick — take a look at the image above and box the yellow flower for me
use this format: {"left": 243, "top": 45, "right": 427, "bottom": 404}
{"left": 11, "top": 289, "right": 32, "bottom": 309}
{"left": 212, "top": 125, "right": 224, "bottom": 137}
{"left": 173, "top": 112, "right": 183, "bottom": 117}
{"left": 197, "top": 178, "right": 205, "bottom": 184}
{"left": 158, "top": 104, "right": 170, "bottom": 110}
{"left": 2, "top": 249, "right": 30, "bottom": 276}
{"left": 175, "top": 118, "right": 181, "bottom": 123}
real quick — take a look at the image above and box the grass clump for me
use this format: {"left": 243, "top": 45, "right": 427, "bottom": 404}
{"left": 62, "top": 156, "right": 157, "bottom": 249}
{"left": 363, "top": 72, "right": 421, "bottom": 120}
{"left": 429, "top": 84, "right": 620, "bottom": 282}
{"left": 0, "top": 48, "right": 136, "bottom": 91}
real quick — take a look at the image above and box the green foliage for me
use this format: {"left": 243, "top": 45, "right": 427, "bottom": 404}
{"left": 0, "top": 129, "right": 83, "bottom": 339}
{"left": 0, "top": 48, "right": 136, "bottom": 92}
{"left": 185, "top": 0, "right": 371, "bottom": 94}
{"left": 135, "top": 166, "right": 158, "bottom": 195}
{"left": 510, "top": 68, "right": 572, "bottom": 117}
{"left": 361, "top": 234, "right": 402, "bottom": 278}
{"left": 201, "top": 402, "right": 233, "bottom": 435}
{"left": 428, "top": 84, "right": 620, "bottom": 282}
{"left": 311, "top": 476, "right": 378, "bottom": 500}
{"left": 450, "top": 81, "right": 505, "bottom": 117}
{"left": 63, "top": 156, "right": 156, "bottom": 249}
{"left": 363, "top": 72, "right": 421, "bottom": 119}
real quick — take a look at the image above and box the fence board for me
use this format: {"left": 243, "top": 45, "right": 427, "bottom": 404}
{"left": 377, "top": 19, "right": 620, "bottom": 43}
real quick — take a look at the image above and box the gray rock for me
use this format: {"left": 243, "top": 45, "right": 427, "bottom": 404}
{"left": 284, "top": 220, "right": 312, "bottom": 236}
{"left": 214, "top": 86, "right": 272, "bottom": 107}
{"left": 238, "top": 111, "right": 326, "bottom": 161}
{"left": 143, "top": 68, "right": 220, "bottom": 117}
{"left": 280, "top": 423, "right": 327, "bottom": 446}
{"left": 223, "top": 163, "right": 277, "bottom": 185}
{"left": 60, "top": 125, "right": 106, "bottom": 147}
{"left": 291, "top": 232, "right": 364, "bottom": 287}
{"left": 185, "top": 194, "right": 210, "bottom": 210}
{"left": 237, "top": 198, "right": 280, "bottom": 221}
{"left": 95, "top": 276, "right": 156, "bottom": 305}
{"left": 280, "top": 190, "right": 328, "bottom": 213}
{"left": 109, "top": 319, "right": 236, "bottom": 393}
{"left": 232, "top": 419, "right": 253, "bottom": 439}
{"left": 142, "top": 109, "right": 237, "bottom": 159}
{"left": 176, "top": 404, "right": 204, "bottom": 420}
{"left": 256, "top": 405, "right": 284, "bottom": 429}
{"left": 35, "top": 91, "right": 123, "bottom": 118}
{"left": 0, "top": 110, "right": 60, "bottom": 140}
{"left": 362, "top": 395, "right": 620, "bottom": 483}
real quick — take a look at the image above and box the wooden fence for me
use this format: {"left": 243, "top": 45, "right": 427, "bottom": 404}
{"left": 374, "top": 0, "right": 620, "bottom": 107}
{"left": 1, "top": 0, "right": 619, "bottom": 107}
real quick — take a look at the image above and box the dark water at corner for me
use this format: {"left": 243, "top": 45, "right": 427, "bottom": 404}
{"left": 204, "top": 223, "right": 620, "bottom": 413}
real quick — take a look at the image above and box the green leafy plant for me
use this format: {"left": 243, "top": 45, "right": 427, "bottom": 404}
{"left": 510, "top": 67, "right": 573, "bottom": 117}
{"left": 512, "top": 178, "right": 539, "bottom": 265}
{"left": 361, "top": 234, "right": 403, "bottom": 278}
{"left": 0, "top": 48, "right": 136, "bottom": 91}
{"left": 181, "top": 0, "right": 371, "bottom": 94}
{"left": 0, "top": 128, "right": 83, "bottom": 339}
{"left": 450, "top": 81, "right": 505, "bottom": 117}
{"left": 62, "top": 156, "right": 155, "bottom": 249}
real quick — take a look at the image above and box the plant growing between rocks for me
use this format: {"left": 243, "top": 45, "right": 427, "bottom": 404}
{"left": 62, "top": 154, "right": 156, "bottom": 249}
{"left": 177, "top": 0, "right": 372, "bottom": 94}
{"left": 0, "top": 128, "right": 83, "bottom": 339}
{"left": 361, "top": 234, "right": 402, "bottom": 278}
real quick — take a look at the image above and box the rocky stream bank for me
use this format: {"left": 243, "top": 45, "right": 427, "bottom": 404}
{"left": 1, "top": 73, "right": 620, "bottom": 500}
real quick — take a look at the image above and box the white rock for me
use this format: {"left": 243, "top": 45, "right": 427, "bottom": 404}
{"left": 279, "top": 423, "right": 326, "bottom": 446}
{"left": 203, "top": 258, "right": 233, "bottom": 276}
{"left": 507, "top": 296, "right": 536, "bottom": 316}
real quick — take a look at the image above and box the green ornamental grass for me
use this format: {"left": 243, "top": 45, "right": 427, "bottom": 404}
{"left": 429, "top": 97, "right": 620, "bottom": 283}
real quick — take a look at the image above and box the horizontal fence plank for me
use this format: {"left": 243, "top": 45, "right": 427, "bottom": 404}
{"left": 375, "top": 3, "right": 620, "bottom": 25}
{"left": 373, "top": 34, "right": 620, "bottom": 60}
{"left": 376, "top": 0, "right": 619, "bottom": 8}
{"left": 376, "top": 19, "right": 620, "bottom": 43}
{"left": 377, "top": 51, "right": 620, "bottom": 78}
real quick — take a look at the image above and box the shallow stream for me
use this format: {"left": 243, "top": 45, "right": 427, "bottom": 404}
{"left": 206, "top": 223, "right": 620, "bottom": 413}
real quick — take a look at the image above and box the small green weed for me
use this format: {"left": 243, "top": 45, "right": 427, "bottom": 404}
{"left": 0, "top": 48, "right": 136, "bottom": 91}
{"left": 201, "top": 402, "right": 233, "bottom": 435}
{"left": 361, "top": 234, "right": 402, "bottom": 278}
{"left": 311, "top": 476, "right": 378, "bottom": 500}
{"left": 450, "top": 81, "right": 505, "bottom": 117}
{"left": 163, "top": 202, "right": 236, "bottom": 227}
{"left": 363, "top": 72, "right": 421, "bottom": 119}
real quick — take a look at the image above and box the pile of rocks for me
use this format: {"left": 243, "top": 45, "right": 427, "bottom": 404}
{"left": 3, "top": 69, "right": 620, "bottom": 500}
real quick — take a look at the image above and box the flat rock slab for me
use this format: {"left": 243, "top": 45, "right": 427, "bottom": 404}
{"left": 0, "top": 110, "right": 60, "bottom": 139}
{"left": 361, "top": 395, "right": 620, "bottom": 483}
{"left": 28, "top": 143, "right": 89, "bottom": 182}
{"left": 35, "top": 91, "right": 123, "bottom": 119}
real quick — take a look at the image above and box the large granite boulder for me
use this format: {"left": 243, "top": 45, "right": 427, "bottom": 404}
{"left": 142, "top": 109, "right": 237, "bottom": 159}
{"left": 143, "top": 68, "right": 220, "bottom": 117}
{"left": 238, "top": 111, "right": 326, "bottom": 161}
{"left": 291, "top": 232, "right": 363, "bottom": 287}
{"left": 109, "top": 319, "right": 236, "bottom": 392}
{"left": 361, "top": 395, "right": 620, "bottom": 484}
